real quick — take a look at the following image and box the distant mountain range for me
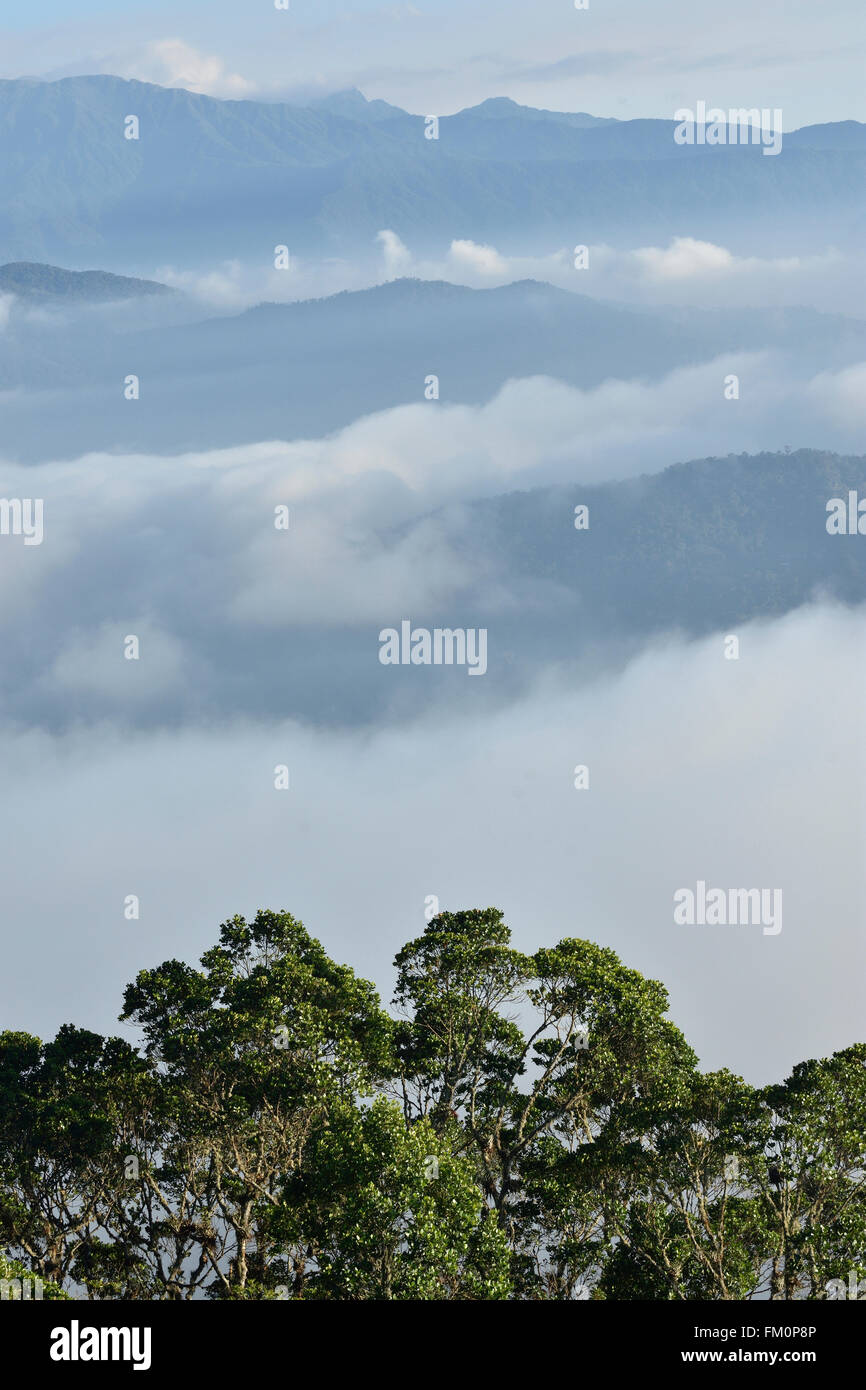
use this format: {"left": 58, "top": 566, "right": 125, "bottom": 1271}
{"left": 0, "top": 261, "right": 172, "bottom": 301}
{"left": 1, "top": 77, "right": 864, "bottom": 266}
{"left": 2, "top": 273, "right": 866, "bottom": 462}
{"left": 466, "top": 447, "right": 866, "bottom": 649}
{"left": 310, "top": 91, "right": 617, "bottom": 129}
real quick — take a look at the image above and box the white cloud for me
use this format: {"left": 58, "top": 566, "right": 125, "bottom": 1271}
{"left": 0, "top": 349, "right": 863, "bottom": 640}
{"left": 395, "top": 235, "right": 848, "bottom": 312}
{"left": 447, "top": 239, "right": 509, "bottom": 277}
{"left": 376, "top": 230, "right": 413, "bottom": 279}
{"left": 630, "top": 236, "right": 736, "bottom": 280}
{"left": 149, "top": 235, "right": 860, "bottom": 318}
{"left": 154, "top": 261, "right": 252, "bottom": 311}
{"left": 806, "top": 362, "right": 866, "bottom": 431}
{"left": 110, "top": 38, "right": 255, "bottom": 98}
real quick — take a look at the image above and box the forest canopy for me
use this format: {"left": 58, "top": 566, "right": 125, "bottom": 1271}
{"left": 0, "top": 908, "right": 862, "bottom": 1301}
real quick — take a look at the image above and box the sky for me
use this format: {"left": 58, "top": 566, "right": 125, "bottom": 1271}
{"left": 1, "top": 0, "right": 865, "bottom": 126}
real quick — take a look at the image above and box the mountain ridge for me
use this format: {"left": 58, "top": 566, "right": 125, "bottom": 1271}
{"left": 2, "top": 76, "right": 864, "bottom": 264}
{"left": 2, "top": 272, "right": 866, "bottom": 463}
{"left": 0, "top": 261, "right": 173, "bottom": 301}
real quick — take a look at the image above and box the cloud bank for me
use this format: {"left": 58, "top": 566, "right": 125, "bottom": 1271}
{"left": 0, "top": 600, "right": 860, "bottom": 1088}
{"left": 153, "top": 235, "right": 866, "bottom": 319}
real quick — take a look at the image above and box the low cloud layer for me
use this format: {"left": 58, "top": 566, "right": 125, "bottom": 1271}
{"left": 152, "top": 235, "right": 866, "bottom": 318}
{"left": 0, "top": 358, "right": 864, "bottom": 726}
{"left": 0, "top": 600, "right": 860, "bottom": 1088}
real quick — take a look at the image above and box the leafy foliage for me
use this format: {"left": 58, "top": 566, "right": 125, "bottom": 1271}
{"left": 0, "top": 907, "right": 862, "bottom": 1300}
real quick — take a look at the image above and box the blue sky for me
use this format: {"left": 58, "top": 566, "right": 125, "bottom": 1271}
{"left": 1, "top": 0, "right": 864, "bottom": 124}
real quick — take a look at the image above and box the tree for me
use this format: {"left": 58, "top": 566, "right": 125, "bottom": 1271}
{"left": 593, "top": 1069, "right": 767, "bottom": 1299}
{"left": 0, "top": 1026, "right": 151, "bottom": 1293}
{"left": 0, "top": 1251, "right": 68, "bottom": 1300}
{"left": 0, "top": 905, "right": 860, "bottom": 1301}
{"left": 271, "top": 1096, "right": 511, "bottom": 1299}
{"left": 392, "top": 910, "right": 698, "bottom": 1295}
{"left": 119, "top": 909, "right": 393, "bottom": 1299}
{"left": 752, "top": 1045, "right": 866, "bottom": 1299}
